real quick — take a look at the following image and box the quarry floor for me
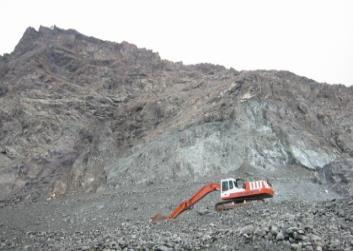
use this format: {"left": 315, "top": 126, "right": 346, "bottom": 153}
{"left": 1, "top": 168, "right": 353, "bottom": 251}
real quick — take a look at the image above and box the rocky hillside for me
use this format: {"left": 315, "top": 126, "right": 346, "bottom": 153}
{"left": 0, "top": 26, "right": 352, "bottom": 203}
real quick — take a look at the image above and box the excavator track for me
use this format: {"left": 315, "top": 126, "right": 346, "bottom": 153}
{"left": 215, "top": 194, "right": 268, "bottom": 211}
{"left": 215, "top": 200, "right": 245, "bottom": 211}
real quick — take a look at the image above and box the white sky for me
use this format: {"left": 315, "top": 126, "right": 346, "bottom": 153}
{"left": 1, "top": 0, "right": 353, "bottom": 85}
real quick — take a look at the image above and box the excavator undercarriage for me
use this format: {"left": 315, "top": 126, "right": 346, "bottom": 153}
{"left": 214, "top": 193, "right": 271, "bottom": 211}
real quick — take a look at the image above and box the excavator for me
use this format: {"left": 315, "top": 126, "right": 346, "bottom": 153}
{"left": 151, "top": 178, "right": 274, "bottom": 222}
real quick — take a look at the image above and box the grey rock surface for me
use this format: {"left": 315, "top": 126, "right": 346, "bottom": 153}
{"left": 1, "top": 26, "right": 352, "bottom": 202}
{"left": 0, "top": 26, "right": 352, "bottom": 250}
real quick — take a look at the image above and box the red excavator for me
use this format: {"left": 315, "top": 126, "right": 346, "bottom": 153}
{"left": 151, "top": 178, "right": 274, "bottom": 222}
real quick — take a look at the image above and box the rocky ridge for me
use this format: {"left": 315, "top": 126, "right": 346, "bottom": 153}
{"left": 0, "top": 26, "right": 352, "bottom": 203}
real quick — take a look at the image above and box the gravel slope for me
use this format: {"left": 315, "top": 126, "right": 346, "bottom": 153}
{"left": 0, "top": 176, "right": 347, "bottom": 251}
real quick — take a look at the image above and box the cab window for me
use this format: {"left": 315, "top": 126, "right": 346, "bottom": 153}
{"left": 229, "top": 181, "right": 233, "bottom": 190}
{"left": 236, "top": 179, "right": 245, "bottom": 188}
{"left": 222, "top": 181, "right": 228, "bottom": 191}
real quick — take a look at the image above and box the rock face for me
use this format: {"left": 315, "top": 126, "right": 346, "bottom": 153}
{"left": 321, "top": 158, "right": 353, "bottom": 195}
{"left": 0, "top": 26, "right": 353, "bottom": 202}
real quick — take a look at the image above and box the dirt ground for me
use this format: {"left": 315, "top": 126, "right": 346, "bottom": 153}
{"left": 2, "top": 174, "right": 351, "bottom": 251}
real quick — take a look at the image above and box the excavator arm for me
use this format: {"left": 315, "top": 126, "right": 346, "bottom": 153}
{"left": 151, "top": 182, "right": 220, "bottom": 222}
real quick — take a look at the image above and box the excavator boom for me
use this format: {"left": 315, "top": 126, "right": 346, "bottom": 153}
{"left": 151, "top": 182, "right": 220, "bottom": 222}
{"left": 168, "top": 182, "right": 220, "bottom": 219}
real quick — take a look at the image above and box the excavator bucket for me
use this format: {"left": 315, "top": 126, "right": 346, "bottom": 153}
{"left": 150, "top": 213, "right": 168, "bottom": 223}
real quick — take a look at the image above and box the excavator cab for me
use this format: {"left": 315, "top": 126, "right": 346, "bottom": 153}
{"left": 220, "top": 178, "right": 246, "bottom": 199}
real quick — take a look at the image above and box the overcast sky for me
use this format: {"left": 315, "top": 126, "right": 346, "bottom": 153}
{"left": 1, "top": 0, "right": 353, "bottom": 85}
